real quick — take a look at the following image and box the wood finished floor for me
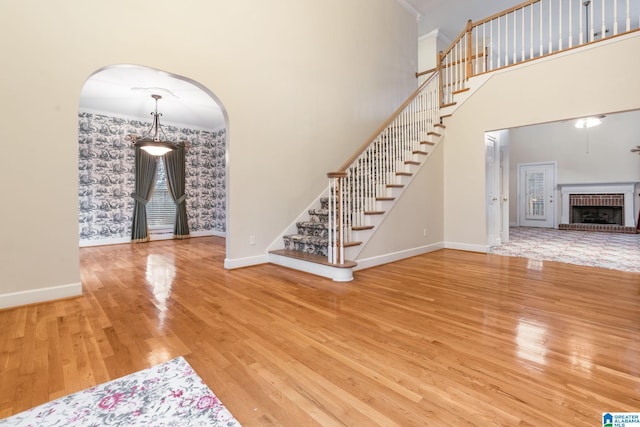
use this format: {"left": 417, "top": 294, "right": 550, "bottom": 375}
{"left": 1, "top": 236, "right": 640, "bottom": 426}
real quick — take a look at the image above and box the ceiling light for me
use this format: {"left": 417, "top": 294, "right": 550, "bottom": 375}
{"left": 575, "top": 116, "right": 604, "bottom": 129}
{"left": 128, "top": 94, "right": 181, "bottom": 156}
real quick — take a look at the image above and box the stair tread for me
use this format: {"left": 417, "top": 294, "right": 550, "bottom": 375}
{"left": 386, "top": 184, "right": 405, "bottom": 188}
{"left": 352, "top": 225, "right": 374, "bottom": 231}
{"left": 396, "top": 171, "right": 413, "bottom": 176}
{"left": 270, "top": 249, "right": 357, "bottom": 268}
{"left": 427, "top": 131, "right": 441, "bottom": 137}
{"left": 420, "top": 141, "right": 436, "bottom": 146}
{"left": 452, "top": 87, "right": 470, "bottom": 95}
{"left": 441, "top": 102, "right": 457, "bottom": 108}
{"left": 296, "top": 221, "right": 328, "bottom": 227}
{"left": 405, "top": 160, "right": 420, "bottom": 165}
{"left": 434, "top": 123, "right": 446, "bottom": 129}
{"left": 413, "top": 150, "right": 429, "bottom": 155}
{"left": 376, "top": 197, "right": 395, "bottom": 201}
{"left": 364, "top": 210, "right": 385, "bottom": 215}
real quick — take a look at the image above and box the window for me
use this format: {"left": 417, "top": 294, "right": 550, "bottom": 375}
{"left": 147, "top": 160, "right": 176, "bottom": 231}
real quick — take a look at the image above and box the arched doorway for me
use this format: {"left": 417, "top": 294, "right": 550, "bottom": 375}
{"left": 77, "top": 64, "right": 227, "bottom": 250}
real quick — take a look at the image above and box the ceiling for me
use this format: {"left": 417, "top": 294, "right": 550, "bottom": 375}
{"left": 402, "top": 0, "right": 526, "bottom": 42}
{"left": 79, "top": 65, "right": 226, "bottom": 131}
{"left": 79, "top": 2, "right": 524, "bottom": 130}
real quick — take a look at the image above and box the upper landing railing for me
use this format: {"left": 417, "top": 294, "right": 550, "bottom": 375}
{"left": 439, "top": 0, "right": 640, "bottom": 105}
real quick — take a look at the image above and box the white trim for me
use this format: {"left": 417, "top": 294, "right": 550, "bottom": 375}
{"left": 395, "top": 0, "right": 421, "bottom": 19}
{"left": 558, "top": 182, "right": 639, "bottom": 227}
{"left": 79, "top": 230, "right": 224, "bottom": 247}
{"left": 268, "top": 253, "right": 353, "bottom": 282}
{"left": 80, "top": 237, "right": 130, "bottom": 247}
{"left": 516, "top": 161, "right": 558, "bottom": 228}
{"left": 0, "top": 282, "right": 82, "bottom": 310}
{"left": 444, "top": 242, "right": 489, "bottom": 253}
{"left": 79, "top": 107, "right": 224, "bottom": 134}
{"left": 224, "top": 254, "right": 269, "bottom": 270}
{"left": 353, "top": 242, "right": 444, "bottom": 270}
{"left": 267, "top": 186, "right": 330, "bottom": 252}
{"left": 191, "top": 230, "right": 225, "bottom": 238}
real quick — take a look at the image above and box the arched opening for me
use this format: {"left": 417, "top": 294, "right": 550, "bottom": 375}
{"left": 78, "top": 64, "right": 227, "bottom": 252}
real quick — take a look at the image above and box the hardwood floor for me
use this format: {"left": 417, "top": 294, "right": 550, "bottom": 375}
{"left": 1, "top": 236, "right": 639, "bottom": 425}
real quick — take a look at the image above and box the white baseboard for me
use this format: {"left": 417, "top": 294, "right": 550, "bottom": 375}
{"left": 191, "top": 230, "right": 225, "bottom": 238}
{"left": 354, "top": 242, "right": 445, "bottom": 270}
{"left": 224, "top": 254, "right": 269, "bottom": 269}
{"left": 0, "top": 282, "right": 82, "bottom": 310}
{"left": 80, "top": 237, "right": 130, "bottom": 247}
{"left": 444, "top": 242, "right": 489, "bottom": 253}
{"left": 79, "top": 230, "right": 225, "bottom": 247}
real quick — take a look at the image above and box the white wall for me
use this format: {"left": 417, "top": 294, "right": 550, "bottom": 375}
{"left": 418, "top": 30, "right": 449, "bottom": 82}
{"left": 356, "top": 141, "right": 445, "bottom": 265}
{"left": 443, "top": 33, "right": 640, "bottom": 251}
{"left": 0, "top": 0, "right": 418, "bottom": 307}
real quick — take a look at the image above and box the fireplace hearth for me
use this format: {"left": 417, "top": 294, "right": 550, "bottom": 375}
{"left": 558, "top": 182, "right": 639, "bottom": 234}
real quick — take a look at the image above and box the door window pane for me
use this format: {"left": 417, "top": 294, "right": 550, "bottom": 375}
{"left": 525, "top": 170, "right": 545, "bottom": 219}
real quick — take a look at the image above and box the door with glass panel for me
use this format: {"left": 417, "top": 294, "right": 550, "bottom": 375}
{"left": 518, "top": 162, "right": 556, "bottom": 228}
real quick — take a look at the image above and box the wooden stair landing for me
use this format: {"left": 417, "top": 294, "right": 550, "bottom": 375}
{"left": 269, "top": 249, "right": 357, "bottom": 268}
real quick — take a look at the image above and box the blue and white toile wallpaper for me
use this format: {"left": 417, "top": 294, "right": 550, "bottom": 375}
{"left": 78, "top": 111, "right": 226, "bottom": 243}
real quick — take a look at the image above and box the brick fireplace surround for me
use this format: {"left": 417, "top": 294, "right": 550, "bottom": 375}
{"left": 558, "top": 182, "right": 639, "bottom": 234}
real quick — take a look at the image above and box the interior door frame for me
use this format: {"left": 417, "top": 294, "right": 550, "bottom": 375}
{"left": 516, "top": 161, "right": 558, "bottom": 228}
{"left": 485, "top": 130, "right": 510, "bottom": 247}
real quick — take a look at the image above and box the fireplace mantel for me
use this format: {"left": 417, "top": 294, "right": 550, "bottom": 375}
{"left": 558, "top": 182, "right": 639, "bottom": 228}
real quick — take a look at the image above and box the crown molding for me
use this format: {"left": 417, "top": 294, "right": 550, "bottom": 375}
{"left": 395, "top": 0, "right": 422, "bottom": 20}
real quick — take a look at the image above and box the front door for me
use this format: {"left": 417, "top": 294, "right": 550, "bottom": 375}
{"left": 518, "top": 162, "right": 556, "bottom": 228}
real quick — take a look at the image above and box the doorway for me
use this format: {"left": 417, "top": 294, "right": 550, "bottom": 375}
{"left": 517, "top": 162, "right": 557, "bottom": 228}
{"left": 78, "top": 64, "right": 228, "bottom": 248}
{"left": 486, "top": 131, "right": 510, "bottom": 246}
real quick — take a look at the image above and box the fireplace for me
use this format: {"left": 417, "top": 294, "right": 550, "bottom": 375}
{"left": 558, "top": 182, "right": 639, "bottom": 234}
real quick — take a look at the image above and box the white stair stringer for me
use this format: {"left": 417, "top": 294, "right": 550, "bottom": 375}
{"left": 342, "top": 132, "right": 445, "bottom": 262}
{"left": 439, "top": 72, "right": 493, "bottom": 118}
{"left": 268, "top": 251, "right": 355, "bottom": 282}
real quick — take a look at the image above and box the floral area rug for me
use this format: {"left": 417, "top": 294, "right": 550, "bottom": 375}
{"left": 0, "top": 357, "right": 241, "bottom": 427}
{"left": 489, "top": 227, "right": 640, "bottom": 273}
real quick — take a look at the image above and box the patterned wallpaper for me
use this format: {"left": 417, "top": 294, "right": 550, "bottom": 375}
{"left": 78, "top": 111, "right": 226, "bottom": 243}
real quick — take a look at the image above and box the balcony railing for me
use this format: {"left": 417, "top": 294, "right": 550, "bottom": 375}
{"left": 439, "top": 0, "right": 640, "bottom": 105}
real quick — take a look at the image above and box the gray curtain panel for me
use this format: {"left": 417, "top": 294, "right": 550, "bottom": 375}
{"left": 164, "top": 144, "right": 190, "bottom": 239}
{"left": 131, "top": 147, "right": 159, "bottom": 243}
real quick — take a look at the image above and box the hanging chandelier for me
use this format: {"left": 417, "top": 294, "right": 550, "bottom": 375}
{"left": 128, "top": 94, "right": 180, "bottom": 156}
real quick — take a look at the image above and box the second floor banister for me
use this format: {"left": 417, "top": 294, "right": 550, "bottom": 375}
{"left": 327, "top": 72, "right": 440, "bottom": 265}
{"left": 439, "top": 0, "right": 640, "bottom": 106}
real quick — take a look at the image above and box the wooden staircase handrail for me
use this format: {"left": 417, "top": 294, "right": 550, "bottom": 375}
{"left": 327, "top": 70, "right": 439, "bottom": 176}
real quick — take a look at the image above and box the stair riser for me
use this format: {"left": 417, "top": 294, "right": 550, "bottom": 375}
{"left": 296, "top": 223, "right": 329, "bottom": 238}
{"left": 283, "top": 237, "right": 328, "bottom": 257}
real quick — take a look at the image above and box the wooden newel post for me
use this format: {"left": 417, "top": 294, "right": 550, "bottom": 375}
{"left": 466, "top": 19, "right": 473, "bottom": 79}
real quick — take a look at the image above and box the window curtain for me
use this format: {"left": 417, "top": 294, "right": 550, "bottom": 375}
{"left": 131, "top": 147, "right": 159, "bottom": 243}
{"left": 163, "top": 143, "right": 190, "bottom": 239}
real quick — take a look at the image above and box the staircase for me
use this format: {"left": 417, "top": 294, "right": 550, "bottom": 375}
{"left": 269, "top": 72, "right": 444, "bottom": 281}
{"left": 268, "top": 0, "right": 640, "bottom": 282}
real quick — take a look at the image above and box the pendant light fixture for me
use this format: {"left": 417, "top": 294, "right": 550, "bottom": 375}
{"left": 128, "top": 94, "right": 181, "bottom": 156}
